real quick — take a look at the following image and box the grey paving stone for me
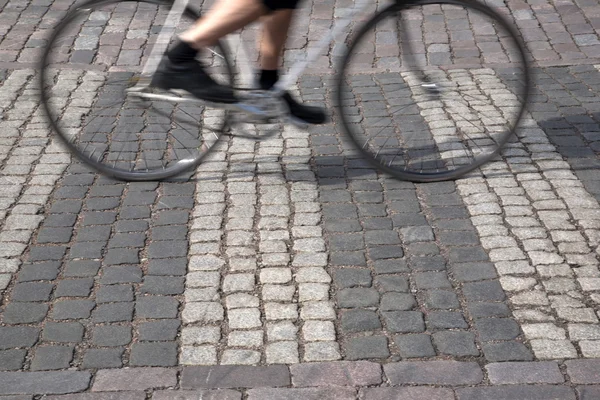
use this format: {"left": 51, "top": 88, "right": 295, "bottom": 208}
{"left": 405, "top": 242, "right": 440, "bottom": 257}
{"left": 462, "top": 281, "right": 506, "bottom": 302}
{"left": 99, "top": 266, "right": 142, "bottom": 284}
{"left": 92, "top": 325, "right": 132, "bottom": 347}
{"left": 486, "top": 361, "right": 563, "bottom": 384}
{"left": 0, "top": 327, "right": 40, "bottom": 349}
{"left": 368, "top": 245, "right": 404, "bottom": 260}
{"left": 30, "top": 346, "right": 74, "bottom": 371}
{"left": 380, "top": 293, "right": 416, "bottom": 311}
{"left": 0, "top": 371, "right": 91, "bottom": 395}
{"left": 448, "top": 247, "right": 488, "bottom": 263}
{"left": 329, "top": 234, "right": 364, "bottom": 251}
{"left": 363, "top": 218, "right": 392, "bottom": 230}
{"left": 130, "top": 342, "right": 178, "bottom": 366}
{"left": 43, "top": 214, "right": 78, "bottom": 228}
{"left": 51, "top": 200, "right": 83, "bottom": 214}
{"left": 17, "top": 262, "right": 60, "bottom": 281}
{"left": 52, "top": 300, "right": 95, "bottom": 320}
{"left": 345, "top": 336, "right": 390, "bottom": 360}
{"left": 468, "top": 302, "right": 511, "bottom": 318}
{"left": 577, "top": 386, "right": 600, "bottom": 400}
{"left": 68, "top": 242, "right": 105, "bottom": 259}
{"left": 154, "top": 210, "right": 190, "bottom": 225}
{"left": 427, "top": 311, "right": 468, "bottom": 329}
{"left": 374, "top": 276, "right": 409, "bottom": 292}
{"left": 482, "top": 342, "right": 534, "bottom": 362}
{"left": 391, "top": 214, "right": 428, "bottom": 227}
{"left": 140, "top": 276, "right": 184, "bottom": 295}
{"left": 432, "top": 331, "right": 479, "bottom": 356}
{"left": 450, "top": 262, "right": 498, "bottom": 282}
{"left": 181, "top": 366, "right": 290, "bottom": 389}
{"left": 246, "top": 387, "right": 356, "bottom": 400}
{"left": 120, "top": 206, "right": 151, "bottom": 220}
{"left": 151, "top": 226, "right": 187, "bottom": 241}
{"left": 3, "top": 303, "right": 49, "bottom": 324}
{"left": 382, "top": 311, "right": 424, "bottom": 333}
{"left": 11, "top": 282, "right": 53, "bottom": 302}
{"left": 337, "top": 288, "right": 379, "bottom": 308}
{"left": 42, "top": 322, "right": 85, "bottom": 343}
{"left": 475, "top": 318, "right": 520, "bottom": 341}
{"left": 425, "top": 290, "right": 460, "bottom": 309}
{"left": 330, "top": 252, "right": 367, "bottom": 266}
{"left": 365, "top": 230, "right": 400, "bottom": 246}
{"left": 0, "top": 349, "right": 26, "bottom": 371}
{"left": 96, "top": 284, "right": 134, "bottom": 303}
{"left": 384, "top": 361, "right": 483, "bottom": 385}
{"left": 115, "top": 220, "right": 149, "bottom": 233}
{"left": 92, "top": 368, "right": 177, "bottom": 391}
{"left": 85, "top": 198, "right": 119, "bottom": 211}
{"left": 92, "top": 303, "right": 134, "bottom": 323}
{"left": 147, "top": 241, "right": 188, "bottom": 258}
{"left": 456, "top": 386, "right": 576, "bottom": 400}
{"left": 373, "top": 259, "right": 409, "bottom": 274}
{"left": 332, "top": 268, "right": 372, "bottom": 288}
{"left": 63, "top": 261, "right": 101, "bottom": 277}
{"left": 566, "top": 360, "right": 600, "bottom": 383}
{"left": 36, "top": 227, "right": 73, "bottom": 243}
{"left": 340, "top": 309, "right": 382, "bottom": 333}
{"left": 103, "top": 249, "right": 140, "bottom": 265}
{"left": 107, "top": 233, "right": 146, "bottom": 248}
{"left": 394, "top": 334, "right": 436, "bottom": 358}
{"left": 414, "top": 272, "right": 452, "bottom": 289}
{"left": 55, "top": 278, "right": 94, "bottom": 297}
{"left": 361, "top": 387, "right": 455, "bottom": 400}
{"left": 81, "top": 211, "right": 118, "bottom": 225}
{"left": 136, "top": 296, "right": 179, "bottom": 318}
{"left": 82, "top": 348, "right": 124, "bottom": 369}
{"left": 290, "top": 361, "right": 382, "bottom": 386}
{"left": 138, "top": 320, "right": 180, "bottom": 341}
{"left": 76, "top": 226, "right": 112, "bottom": 242}
{"left": 147, "top": 258, "right": 187, "bottom": 276}
{"left": 409, "top": 256, "right": 446, "bottom": 271}
{"left": 322, "top": 204, "right": 358, "bottom": 220}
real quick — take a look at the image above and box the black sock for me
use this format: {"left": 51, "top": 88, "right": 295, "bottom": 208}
{"left": 259, "top": 69, "right": 279, "bottom": 90}
{"left": 167, "top": 40, "right": 198, "bottom": 64}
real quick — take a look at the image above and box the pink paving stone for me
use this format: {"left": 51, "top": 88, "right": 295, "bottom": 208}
{"left": 361, "top": 387, "right": 455, "bottom": 400}
{"left": 383, "top": 361, "right": 483, "bottom": 385}
{"left": 246, "top": 387, "right": 357, "bottom": 400}
{"left": 566, "top": 360, "right": 600, "bottom": 384}
{"left": 92, "top": 368, "right": 177, "bottom": 392}
{"left": 290, "top": 361, "right": 382, "bottom": 387}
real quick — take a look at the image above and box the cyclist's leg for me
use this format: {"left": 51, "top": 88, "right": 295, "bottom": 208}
{"left": 258, "top": 7, "right": 327, "bottom": 124}
{"left": 152, "top": 0, "right": 267, "bottom": 103}
{"left": 180, "top": 0, "right": 266, "bottom": 47}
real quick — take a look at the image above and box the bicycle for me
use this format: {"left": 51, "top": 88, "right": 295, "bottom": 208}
{"left": 39, "top": 0, "right": 530, "bottom": 182}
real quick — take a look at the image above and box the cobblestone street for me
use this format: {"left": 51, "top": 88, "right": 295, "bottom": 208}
{"left": 2, "top": 0, "right": 600, "bottom": 397}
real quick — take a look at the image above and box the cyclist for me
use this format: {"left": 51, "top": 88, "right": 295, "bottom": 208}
{"left": 151, "top": 0, "right": 326, "bottom": 124}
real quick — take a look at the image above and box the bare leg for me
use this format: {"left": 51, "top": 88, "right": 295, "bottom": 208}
{"left": 259, "top": 9, "right": 294, "bottom": 70}
{"left": 180, "top": 0, "right": 267, "bottom": 48}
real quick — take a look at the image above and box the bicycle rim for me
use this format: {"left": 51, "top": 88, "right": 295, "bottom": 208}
{"left": 40, "top": 0, "right": 233, "bottom": 181}
{"left": 336, "top": 0, "right": 530, "bottom": 182}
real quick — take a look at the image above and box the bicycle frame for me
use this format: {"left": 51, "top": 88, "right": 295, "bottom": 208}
{"left": 139, "top": 0, "right": 375, "bottom": 96}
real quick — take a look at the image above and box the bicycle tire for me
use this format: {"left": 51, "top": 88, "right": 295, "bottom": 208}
{"left": 335, "top": 0, "right": 531, "bottom": 182}
{"left": 39, "top": 0, "right": 234, "bottom": 181}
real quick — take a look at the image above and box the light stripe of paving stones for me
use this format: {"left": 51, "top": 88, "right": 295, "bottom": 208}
{"left": 182, "top": 107, "right": 339, "bottom": 364}
{"left": 439, "top": 69, "right": 600, "bottom": 359}
{"left": 0, "top": 69, "right": 71, "bottom": 297}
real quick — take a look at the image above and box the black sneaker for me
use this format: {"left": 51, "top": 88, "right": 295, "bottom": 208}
{"left": 282, "top": 92, "right": 328, "bottom": 125}
{"left": 151, "top": 57, "right": 237, "bottom": 104}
